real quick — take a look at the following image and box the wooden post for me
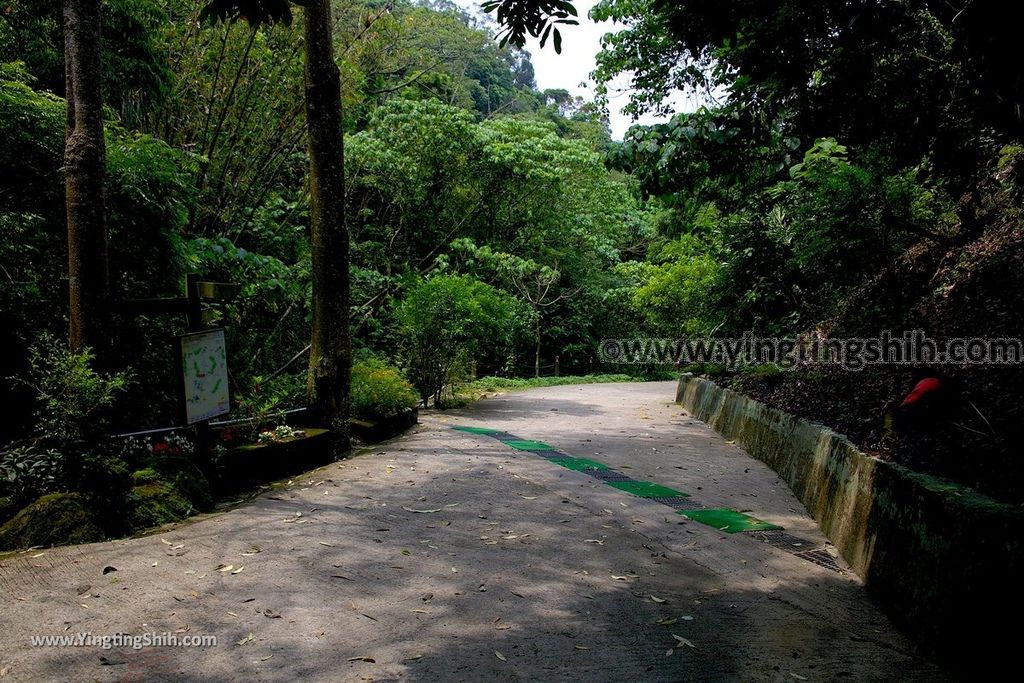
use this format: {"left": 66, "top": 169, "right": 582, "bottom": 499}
{"left": 184, "top": 273, "right": 211, "bottom": 468}
{"left": 555, "top": 355, "right": 560, "bottom": 377}
{"left": 185, "top": 272, "right": 202, "bottom": 332}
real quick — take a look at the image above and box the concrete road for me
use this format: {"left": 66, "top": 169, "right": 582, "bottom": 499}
{"left": 0, "top": 382, "right": 947, "bottom": 681}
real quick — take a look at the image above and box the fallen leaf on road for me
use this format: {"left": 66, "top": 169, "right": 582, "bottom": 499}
{"left": 231, "top": 566, "right": 244, "bottom": 574}
{"left": 672, "top": 634, "right": 695, "bottom": 648}
{"left": 402, "top": 506, "right": 442, "bottom": 514}
{"left": 217, "top": 565, "right": 234, "bottom": 572}
{"left": 650, "top": 595, "right": 667, "bottom": 604}
{"left": 584, "top": 539, "right": 605, "bottom": 545}
{"left": 494, "top": 651, "right": 506, "bottom": 662}
{"left": 237, "top": 633, "right": 254, "bottom": 646}
{"left": 319, "top": 542, "right": 335, "bottom": 547}
{"left": 520, "top": 496, "right": 537, "bottom": 500}
{"left": 574, "top": 645, "right": 590, "bottom": 650}
{"left": 347, "top": 656, "right": 375, "bottom": 663}
{"left": 260, "top": 655, "right": 273, "bottom": 662}
{"left": 657, "top": 617, "right": 677, "bottom": 626}
{"left": 666, "top": 649, "right": 674, "bottom": 657}
{"left": 263, "top": 609, "right": 281, "bottom": 619}
{"left": 790, "top": 675, "right": 807, "bottom": 681}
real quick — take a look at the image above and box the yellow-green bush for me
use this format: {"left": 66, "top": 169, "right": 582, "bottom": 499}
{"left": 350, "top": 359, "right": 418, "bottom": 421}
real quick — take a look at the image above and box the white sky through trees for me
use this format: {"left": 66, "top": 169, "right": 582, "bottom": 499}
{"left": 453, "top": 0, "right": 690, "bottom": 139}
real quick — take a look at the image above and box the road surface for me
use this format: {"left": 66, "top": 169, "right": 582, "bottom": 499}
{"left": 0, "top": 381, "right": 946, "bottom": 681}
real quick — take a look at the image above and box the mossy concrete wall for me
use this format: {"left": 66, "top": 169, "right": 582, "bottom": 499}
{"left": 676, "top": 373, "right": 1023, "bottom": 672}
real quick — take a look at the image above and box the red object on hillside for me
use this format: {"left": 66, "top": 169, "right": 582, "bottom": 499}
{"left": 901, "top": 377, "right": 942, "bottom": 409}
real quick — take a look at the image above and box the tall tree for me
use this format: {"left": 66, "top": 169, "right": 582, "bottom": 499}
{"left": 302, "top": 0, "right": 351, "bottom": 449}
{"left": 63, "top": 0, "right": 109, "bottom": 353}
{"left": 201, "top": 0, "right": 350, "bottom": 451}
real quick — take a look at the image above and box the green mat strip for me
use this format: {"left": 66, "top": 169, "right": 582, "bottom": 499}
{"left": 548, "top": 456, "right": 611, "bottom": 472}
{"left": 678, "top": 508, "right": 782, "bottom": 533}
{"left": 607, "top": 481, "right": 689, "bottom": 498}
{"left": 503, "top": 439, "right": 556, "bottom": 451}
{"left": 449, "top": 425, "right": 787, "bottom": 540}
{"left": 451, "top": 426, "right": 505, "bottom": 435}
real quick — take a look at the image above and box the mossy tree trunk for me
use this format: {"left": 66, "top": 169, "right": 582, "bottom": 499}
{"left": 63, "top": 0, "right": 109, "bottom": 353}
{"left": 303, "top": 0, "right": 351, "bottom": 454}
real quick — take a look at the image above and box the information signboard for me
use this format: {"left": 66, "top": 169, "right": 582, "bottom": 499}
{"left": 179, "top": 328, "right": 230, "bottom": 424}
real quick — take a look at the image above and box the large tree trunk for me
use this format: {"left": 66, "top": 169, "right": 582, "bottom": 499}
{"left": 303, "top": 0, "right": 351, "bottom": 454}
{"left": 64, "top": 0, "right": 109, "bottom": 353}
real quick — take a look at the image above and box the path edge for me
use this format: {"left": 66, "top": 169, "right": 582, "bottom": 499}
{"left": 675, "top": 372, "right": 1023, "bottom": 673}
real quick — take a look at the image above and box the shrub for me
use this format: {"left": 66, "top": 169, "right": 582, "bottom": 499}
{"left": 0, "top": 444, "right": 64, "bottom": 507}
{"left": 127, "top": 482, "right": 193, "bottom": 529}
{"left": 21, "top": 334, "right": 132, "bottom": 442}
{"left": 351, "top": 359, "right": 419, "bottom": 420}
{"left": 394, "top": 274, "right": 530, "bottom": 406}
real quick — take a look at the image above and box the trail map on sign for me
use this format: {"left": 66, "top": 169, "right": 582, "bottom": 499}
{"left": 180, "top": 329, "right": 230, "bottom": 424}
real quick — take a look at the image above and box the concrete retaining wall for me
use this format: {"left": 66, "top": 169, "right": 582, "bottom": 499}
{"left": 676, "top": 373, "right": 1023, "bottom": 671}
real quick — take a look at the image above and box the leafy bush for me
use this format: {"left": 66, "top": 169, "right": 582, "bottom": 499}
{"left": 20, "top": 335, "right": 133, "bottom": 442}
{"left": 351, "top": 358, "right": 418, "bottom": 420}
{"left": 0, "top": 444, "right": 64, "bottom": 506}
{"left": 394, "top": 274, "right": 530, "bottom": 406}
{"left": 127, "top": 482, "right": 193, "bottom": 529}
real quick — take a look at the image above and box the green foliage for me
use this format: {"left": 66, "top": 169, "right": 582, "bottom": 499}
{"left": 184, "top": 236, "right": 309, "bottom": 397}
{"left": 127, "top": 481, "right": 193, "bottom": 529}
{"left": 462, "top": 373, "right": 634, "bottom": 392}
{"left": 351, "top": 358, "right": 418, "bottom": 421}
{"left": 0, "top": 445, "right": 64, "bottom": 506}
{"left": 21, "top": 336, "right": 133, "bottom": 442}
{"left": 627, "top": 235, "right": 724, "bottom": 336}
{"left": 395, "top": 274, "right": 531, "bottom": 405}
{"left": 0, "top": 0, "right": 173, "bottom": 126}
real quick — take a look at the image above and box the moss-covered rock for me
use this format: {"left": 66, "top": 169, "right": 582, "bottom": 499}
{"left": 0, "top": 493, "right": 104, "bottom": 550}
{"left": 149, "top": 456, "right": 213, "bottom": 512}
{"left": 127, "top": 482, "right": 193, "bottom": 529}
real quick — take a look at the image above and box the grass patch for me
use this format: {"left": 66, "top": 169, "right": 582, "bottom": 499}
{"left": 462, "top": 374, "right": 636, "bottom": 394}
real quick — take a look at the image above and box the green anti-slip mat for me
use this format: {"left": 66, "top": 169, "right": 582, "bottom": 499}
{"left": 678, "top": 508, "right": 782, "bottom": 533}
{"left": 549, "top": 456, "right": 611, "bottom": 472}
{"left": 608, "top": 481, "right": 689, "bottom": 498}
{"left": 503, "top": 439, "right": 556, "bottom": 451}
{"left": 451, "top": 426, "right": 504, "bottom": 435}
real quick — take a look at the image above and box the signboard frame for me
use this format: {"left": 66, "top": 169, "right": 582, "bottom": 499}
{"left": 177, "top": 328, "right": 231, "bottom": 425}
